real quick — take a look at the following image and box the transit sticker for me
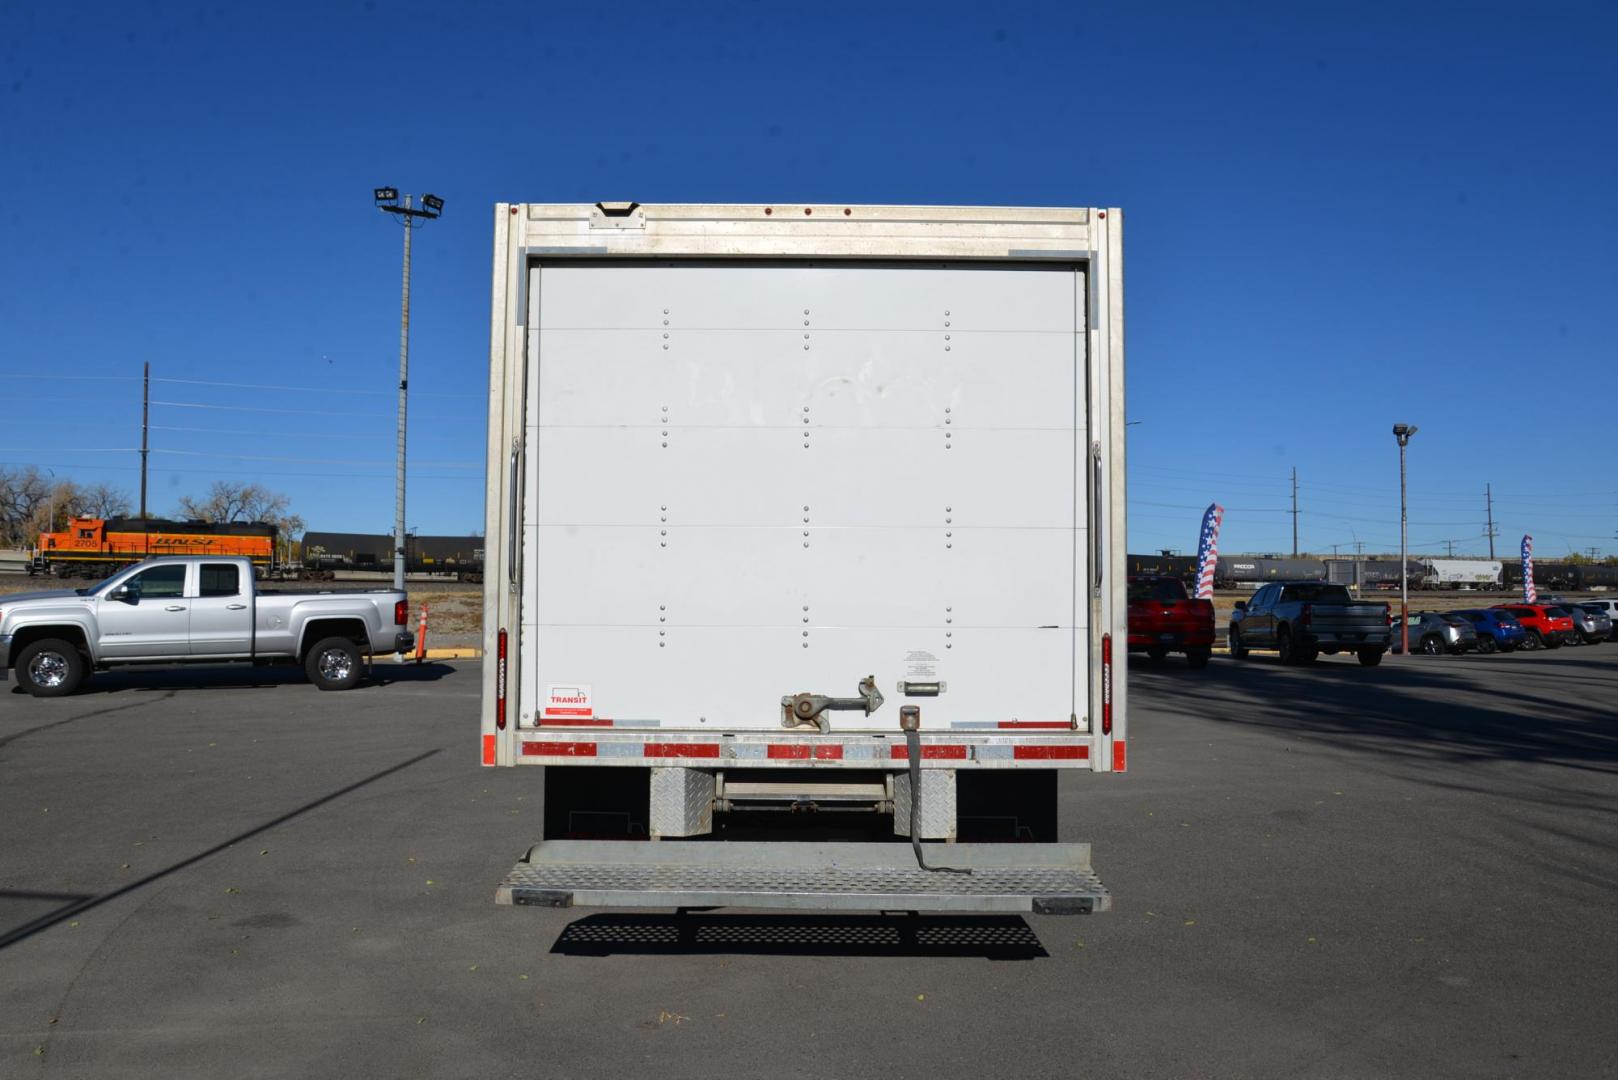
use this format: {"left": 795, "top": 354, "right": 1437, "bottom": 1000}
{"left": 543, "top": 684, "right": 594, "bottom": 719}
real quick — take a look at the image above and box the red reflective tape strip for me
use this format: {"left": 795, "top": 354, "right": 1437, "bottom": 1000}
{"left": 481, "top": 734, "right": 496, "bottom": 766}
{"left": 643, "top": 743, "right": 722, "bottom": 759}
{"left": 538, "top": 718, "right": 614, "bottom": 727}
{"left": 1112, "top": 741, "right": 1127, "bottom": 772}
{"left": 890, "top": 744, "right": 969, "bottom": 760}
{"left": 521, "top": 741, "right": 597, "bottom": 758}
{"left": 768, "top": 745, "right": 811, "bottom": 760}
{"left": 813, "top": 744, "right": 844, "bottom": 760}
{"left": 1013, "top": 744, "right": 1088, "bottom": 760}
{"left": 543, "top": 707, "right": 594, "bottom": 718}
{"left": 997, "top": 721, "right": 1072, "bottom": 729}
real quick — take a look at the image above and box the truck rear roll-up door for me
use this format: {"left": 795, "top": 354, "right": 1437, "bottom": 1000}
{"left": 518, "top": 262, "right": 1087, "bottom": 736}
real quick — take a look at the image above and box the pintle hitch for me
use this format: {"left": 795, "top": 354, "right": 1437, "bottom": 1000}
{"left": 781, "top": 676, "right": 884, "bottom": 733}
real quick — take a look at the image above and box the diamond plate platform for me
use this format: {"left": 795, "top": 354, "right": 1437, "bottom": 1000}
{"left": 495, "top": 840, "right": 1109, "bottom": 914}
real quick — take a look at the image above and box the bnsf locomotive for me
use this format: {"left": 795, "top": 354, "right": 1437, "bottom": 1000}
{"left": 33, "top": 517, "right": 277, "bottom": 578}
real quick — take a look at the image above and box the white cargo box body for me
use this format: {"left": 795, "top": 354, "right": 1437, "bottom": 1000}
{"left": 482, "top": 204, "right": 1126, "bottom": 775}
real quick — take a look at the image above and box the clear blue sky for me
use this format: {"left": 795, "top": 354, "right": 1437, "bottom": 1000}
{"left": 4, "top": 1, "right": 1614, "bottom": 557}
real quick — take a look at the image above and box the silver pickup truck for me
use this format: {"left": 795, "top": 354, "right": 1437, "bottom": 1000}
{"left": 1, "top": 556, "right": 413, "bottom": 697}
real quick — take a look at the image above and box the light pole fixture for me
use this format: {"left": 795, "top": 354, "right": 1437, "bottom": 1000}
{"left": 1393, "top": 424, "right": 1418, "bottom": 655}
{"left": 375, "top": 186, "right": 444, "bottom": 593}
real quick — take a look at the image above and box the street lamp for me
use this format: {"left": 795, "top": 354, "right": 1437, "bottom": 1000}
{"left": 375, "top": 187, "right": 444, "bottom": 593}
{"left": 1393, "top": 424, "right": 1418, "bottom": 655}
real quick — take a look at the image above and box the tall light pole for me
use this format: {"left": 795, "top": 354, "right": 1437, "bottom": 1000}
{"left": 374, "top": 187, "right": 444, "bottom": 593}
{"left": 1393, "top": 424, "right": 1418, "bottom": 655}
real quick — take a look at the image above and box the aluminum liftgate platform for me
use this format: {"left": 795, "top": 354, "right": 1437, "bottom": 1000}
{"left": 495, "top": 841, "right": 1111, "bottom": 915}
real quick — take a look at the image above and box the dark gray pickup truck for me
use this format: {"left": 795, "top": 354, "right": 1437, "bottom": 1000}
{"left": 1228, "top": 581, "right": 1390, "bottom": 666}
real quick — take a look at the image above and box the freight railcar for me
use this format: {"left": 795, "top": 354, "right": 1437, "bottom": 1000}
{"left": 1324, "top": 559, "right": 1411, "bottom": 589}
{"left": 1501, "top": 560, "right": 1580, "bottom": 591}
{"left": 1215, "top": 556, "right": 1327, "bottom": 586}
{"left": 302, "top": 531, "right": 485, "bottom": 581}
{"left": 33, "top": 517, "right": 277, "bottom": 578}
{"left": 1126, "top": 553, "right": 1197, "bottom": 583}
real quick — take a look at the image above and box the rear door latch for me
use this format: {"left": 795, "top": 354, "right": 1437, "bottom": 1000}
{"left": 781, "top": 676, "right": 884, "bottom": 733}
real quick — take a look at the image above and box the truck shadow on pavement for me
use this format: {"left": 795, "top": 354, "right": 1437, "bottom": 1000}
{"left": 1134, "top": 650, "right": 1618, "bottom": 775}
{"left": 550, "top": 912, "right": 1049, "bottom": 960}
{"left": 0, "top": 750, "right": 439, "bottom": 951}
{"left": 8, "top": 661, "right": 460, "bottom": 696}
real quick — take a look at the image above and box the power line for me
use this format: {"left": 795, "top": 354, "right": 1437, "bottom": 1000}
{"left": 150, "top": 400, "right": 390, "bottom": 418}
{"left": 153, "top": 376, "right": 481, "bottom": 400}
{"left": 149, "top": 448, "right": 478, "bottom": 468}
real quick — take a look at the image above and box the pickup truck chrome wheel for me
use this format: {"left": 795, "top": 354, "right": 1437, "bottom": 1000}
{"left": 317, "top": 648, "right": 354, "bottom": 682}
{"left": 15, "top": 637, "right": 87, "bottom": 697}
{"left": 305, "top": 636, "right": 363, "bottom": 691}
{"left": 28, "top": 650, "right": 70, "bottom": 687}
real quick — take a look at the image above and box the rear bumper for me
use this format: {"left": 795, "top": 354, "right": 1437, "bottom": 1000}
{"left": 1127, "top": 629, "right": 1214, "bottom": 650}
{"left": 389, "top": 631, "right": 415, "bottom": 654}
{"left": 1300, "top": 631, "right": 1390, "bottom": 650}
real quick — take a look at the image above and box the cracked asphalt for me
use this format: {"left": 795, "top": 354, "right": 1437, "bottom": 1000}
{"left": 2, "top": 649, "right": 1615, "bottom": 1078}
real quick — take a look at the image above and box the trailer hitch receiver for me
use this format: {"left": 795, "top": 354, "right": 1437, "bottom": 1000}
{"left": 781, "top": 676, "right": 884, "bottom": 733}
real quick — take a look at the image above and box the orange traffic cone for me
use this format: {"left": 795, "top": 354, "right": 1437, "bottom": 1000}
{"left": 415, "top": 602, "right": 429, "bottom": 663}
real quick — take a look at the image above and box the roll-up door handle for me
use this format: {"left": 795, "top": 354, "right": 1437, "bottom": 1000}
{"left": 508, "top": 447, "right": 521, "bottom": 585}
{"left": 1091, "top": 442, "right": 1104, "bottom": 590}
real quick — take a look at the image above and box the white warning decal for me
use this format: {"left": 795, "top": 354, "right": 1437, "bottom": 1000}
{"left": 543, "top": 684, "right": 594, "bottom": 719}
{"left": 904, "top": 651, "right": 940, "bottom": 680}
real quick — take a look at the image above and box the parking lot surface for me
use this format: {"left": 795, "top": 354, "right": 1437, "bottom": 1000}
{"left": 3, "top": 650, "right": 1616, "bottom": 1078}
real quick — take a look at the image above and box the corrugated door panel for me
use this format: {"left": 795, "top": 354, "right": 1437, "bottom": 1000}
{"left": 521, "top": 263, "right": 1081, "bottom": 733}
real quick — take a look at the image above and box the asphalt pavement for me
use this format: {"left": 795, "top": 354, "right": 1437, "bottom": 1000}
{"left": 2, "top": 648, "right": 1615, "bottom": 1079}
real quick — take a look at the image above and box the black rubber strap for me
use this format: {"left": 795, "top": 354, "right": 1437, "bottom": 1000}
{"left": 906, "top": 728, "right": 971, "bottom": 875}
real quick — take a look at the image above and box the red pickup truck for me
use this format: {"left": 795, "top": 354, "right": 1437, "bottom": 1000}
{"left": 1128, "top": 576, "right": 1215, "bottom": 669}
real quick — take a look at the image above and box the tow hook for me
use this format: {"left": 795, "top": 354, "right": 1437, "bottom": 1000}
{"left": 780, "top": 676, "right": 884, "bottom": 733}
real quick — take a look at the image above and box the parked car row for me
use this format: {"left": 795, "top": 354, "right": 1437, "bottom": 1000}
{"left": 1129, "top": 577, "right": 1618, "bottom": 671}
{"left": 1376, "top": 601, "right": 1612, "bottom": 655}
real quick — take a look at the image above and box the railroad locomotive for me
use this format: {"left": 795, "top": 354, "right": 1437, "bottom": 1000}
{"left": 32, "top": 517, "right": 277, "bottom": 578}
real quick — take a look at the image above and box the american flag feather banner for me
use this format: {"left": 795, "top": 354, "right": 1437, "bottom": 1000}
{"left": 1195, "top": 504, "right": 1225, "bottom": 600}
{"left": 1521, "top": 535, "right": 1536, "bottom": 603}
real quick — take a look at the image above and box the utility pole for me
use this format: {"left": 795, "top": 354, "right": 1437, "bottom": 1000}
{"left": 374, "top": 188, "right": 445, "bottom": 594}
{"left": 1484, "top": 483, "right": 1496, "bottom": 560}
{"left": 140, "top": 361, "right": 150, "bottom": 519}
{"left": 1290, "top": 466, "right": 1299, "bottom": 557}
{"left": 1444, "top": 539, "right": 1455, "bottom": 558}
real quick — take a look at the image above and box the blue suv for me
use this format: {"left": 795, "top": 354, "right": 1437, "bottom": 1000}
{"left": 1453, "top": 609, "right": 1528, "bottom": 653}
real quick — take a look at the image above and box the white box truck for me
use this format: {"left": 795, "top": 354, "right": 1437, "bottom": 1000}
{"left": 481, "top": 202, "right": 1126, "bottom": 913}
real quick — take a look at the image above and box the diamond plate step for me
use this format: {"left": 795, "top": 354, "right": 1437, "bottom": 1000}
{"left": 496, "top": 840, "right": 1109, "bottom": 914}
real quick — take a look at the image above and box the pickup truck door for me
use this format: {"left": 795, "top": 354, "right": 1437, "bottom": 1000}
{"left": 95, "top": 563, "right": 192, "bottom": 659}
{"left": 188, "top": 562, "right": 253, "bottom": 656}
{"left": 1245, "top": 585, "right": 1275, "bottom": 645}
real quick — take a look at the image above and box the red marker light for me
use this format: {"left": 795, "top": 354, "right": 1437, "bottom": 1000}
{"left": 1101, "top": 632, "right": 1113, "bottom": 735}
{"left": 496, "top": 629, "right": 508, "bottom": 730}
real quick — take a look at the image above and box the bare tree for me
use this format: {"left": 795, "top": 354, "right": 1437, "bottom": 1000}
{"left": 0, "top": 466, "right": 50, "bottom": 547}
{"left": 176, "top": 480, "right": 304, "bottom": 543}
{"left": 82, "top": 483, "right": 133, "bottom": 518}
